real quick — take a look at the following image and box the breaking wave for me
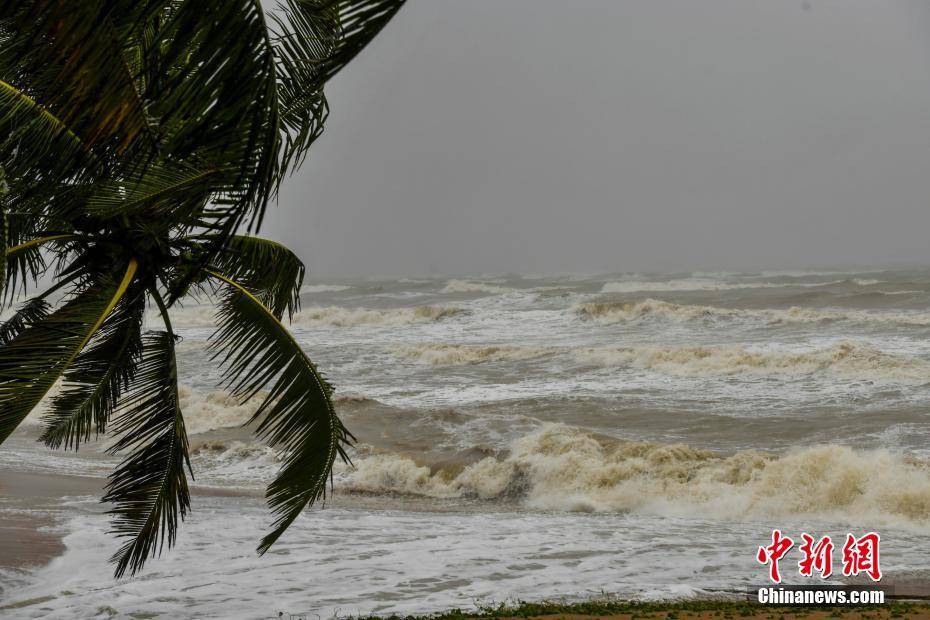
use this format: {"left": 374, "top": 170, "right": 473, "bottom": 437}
{"left": 339, "top": 424, "right": 930, "bottom": 528}
{"left": 300, "top": 284, "right": 351, "bottom": 293}
{"left": 598, "top": 278, "right": 882, "bottom": 294}
{"left": 166, "top": 304, "right": 466, "bottom": 328}
{"left": 178, "top": 388, "right": 383, "bottom": 436}
{"left": 391, "top": 343, "right": 555, "bottom": 365}
{"left": 178, "top": 387, "right": 266, "bottom": 435}
{"left": 441, "top": 279, "right": 515, "bottom": 295}
{"left": 574, "top": 299, "right": 930, "bottom": 327}
{"left": 290, "top": 305, "right": 467, "bottom": 327}
{"left": 389, "top": 339, "right": 930, "bottom": 380}
{"left": 574, "top": 341, "right": 930, "bottom": 380}
{"left": 600, "top": 279, "right": 789, "bottom": 293}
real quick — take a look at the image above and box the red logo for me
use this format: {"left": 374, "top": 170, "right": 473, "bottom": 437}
{"left": 842, "top": 532, "right": 882, "bottom": 582}
{"left": 758, "top": 530, "right": 881, "bottom": 583}
{"left": 798, "top": 533, "right": 834, "bottom": 579}
{"left": 756, "top": 529, "right": 794, "bottom": 584}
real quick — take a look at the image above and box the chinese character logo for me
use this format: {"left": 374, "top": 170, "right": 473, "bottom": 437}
{"left": 756, "top": 529, "right": 794, "bottom": 584}
{"left": 842, "top": 532, "right": 882, "bottom": 582}
{"left": 798, "top": 533, "right": 833, "bottom": 579}
{"left": 757, "top": 530, "right": 881, "bottom": 583}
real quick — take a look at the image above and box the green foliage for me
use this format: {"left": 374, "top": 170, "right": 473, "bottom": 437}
{"left": 355, "top": 598, "right": 930, "bottom": 620}
{"left": 0, "top": 166, "right": 6, "bottom": 292}
{"left": 41, "top": 292, "right": 146, "bottom": 450}
{"left": 0, "top": 0, "right": 406, "bottom": 577}
{"left": 104, "top": 331, "right": 191, "bottom": 578}
{"left": 211, "top": 235, "right": 306, "bottom": 319}
{"left": 0, "top": 297, "right": 50, "bottom": 345}
{"left": 0, "top": 266, "right": 135, "bottom": 444}
{"left": 209, "top": 272, "right": 351, "bottom": 553}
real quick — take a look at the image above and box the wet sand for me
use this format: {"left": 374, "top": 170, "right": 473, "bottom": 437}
{"left": 0, "top": 471, "right": 101, "bottom": 570}
{"left": 0, "top": 469, "right": 259, "bottom": 572}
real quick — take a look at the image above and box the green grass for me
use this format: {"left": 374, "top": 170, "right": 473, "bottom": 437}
{"left": 357, "top": 599, "right": 930, "bottom": 619}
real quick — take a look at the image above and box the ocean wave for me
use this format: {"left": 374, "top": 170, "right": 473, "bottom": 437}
{"left": 391, "top": 343, "right": 555, "bottom": 365}
{"left": 290, "top": 305, "right": 467, "bottom": 327}
{"left": 600, "top": 279, "right": 787, "bottom": 293}
{"left": 300, "top": 284, "right": 351, "bottom": 293}
{"left": 573, "top": 341, "right": 930, "bottom": 380}
{"left": 389, "top": 339, "right": 930, "bottom": 380}
{"left": 178, "top": 387, "right": 386, "bottom": 436}
{"left": 168, "top": 305, "right": 217, "bottom": 328}
{"left": 573, "top": 299, "right": 930, "bottom": 327}
{"left": 339, "top": 424, "right": 930, "bottom": 528}
{"left": 598, "top": 278, "right": 881, "bottom": 294}
{"left": 575, "top": 299, "right": 740, "bottom": 324}
{"left": 441, "top": 279, "right": 515, "bottom": 294}
{"left": 178, "top": 387, "right": 265, "bottom": 435}
{"left": 167, "top": 303, "right": 467, "bottom": 328}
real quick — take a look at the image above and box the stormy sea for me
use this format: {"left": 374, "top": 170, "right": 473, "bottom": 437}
{"left": 2, "top": 269, "right": 930, "bottom": 617}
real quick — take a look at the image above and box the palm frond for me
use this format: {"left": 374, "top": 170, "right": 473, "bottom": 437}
{"left": 0, "top": 78, "right": 98, "bottom": 182}
{"left": 316, "top": 0, "right": 407, "bottom": 84}
{"left": 211, "top": 236, "right": 305, "bottom": 319}
{"left": 41, "top": 291, "right": 145, "bottom": 450}
{"left": 0, "top": 260, "right": 137, "bottom": 445}
{"left": 0, "top": 296, "right": 50, "bottom": 345}
{"left": 85, "top": 164, "right": 224, "bottom": 219}
{"left": 270, "top": 0, "right": 337, "bottom": 174}
{"left": 2, "top": 234, "right": 80, "bottom": 304}
{"left": 269, "top": 0, "right": 407, "bottom": 175}
{"left": 207, "top": 270, "right": 350, "bottom": 554}
{"left": 0, "top": 1, "right": 161, "bottom": 161}
{"left": 0, "top": 174, "right": 5, "bottom": 292}
{"left": 152, "top": 0, "right": 281, "bottom": 232}
{"left": 104, "top": 330, "right": 191, "bottom": 578}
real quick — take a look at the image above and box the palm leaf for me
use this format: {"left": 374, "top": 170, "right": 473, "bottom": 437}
{"left": 210, "top": 235, "right": 305, "bottom": 319}
{"left": 0, "top": 260, "right": 137, "bottom": 445}
{"left": 0, "top": 173, "right": 6, "bottom": 293}
{"left": 316, "top": 0, "right": 407, "bottom": 84}
{"left": 0, "top": 296, "right": 50, "bottom": 345}
{"left": 104, "top": 330, "right": 191, "bottom": 578}
{"left": 207, "top": 270, "right": 350, "bottom": 554}
{"left": 85, "top": 164, "right": 224, "bottom": 219}
{"left": 270, "top": 0, "right": 337, "bottom": 174}
{"left": 41, "top": 291, "right": 145, "bottom": 450}
{"left": 0, "top": 1, "right": 161, "bottom": 159}
{"left": 0, "top": 78, "right": 98, "bottom": 182}
{"left": 151, "top": 0, "right": 282, "bottom": 232}
{"left": 3, "top": 234, "right": 81, "bottom": 304}
{"left": 269, "top": 1, "right": 407, "bottom": 174}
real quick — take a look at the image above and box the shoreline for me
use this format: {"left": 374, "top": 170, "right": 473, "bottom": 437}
{"left": 3, "top": 470, "right": 930, "bottom": 616}
{"left": 0, "top": 470, "right": 102, "bottom": 572}
{"left": 361, "top": 600, "right": 930, "bottom": 619}
{"left": 0, "top": 469, "right": 263, "bottom": 575}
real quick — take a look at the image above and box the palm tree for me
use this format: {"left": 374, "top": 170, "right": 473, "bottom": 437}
{"left": 0, "top": 0, "right": 405, "bottom": 577}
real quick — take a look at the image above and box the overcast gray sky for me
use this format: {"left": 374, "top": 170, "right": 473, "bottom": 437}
{"left": 264, "top": 0, "right": 930, "bottom": 277}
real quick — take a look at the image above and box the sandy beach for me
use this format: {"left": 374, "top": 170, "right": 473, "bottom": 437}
{"left": 0, "top": 471, "right": 100, "bottom": 572}
{"left": 0, "top": 469, "right": 260, "bottom": 589}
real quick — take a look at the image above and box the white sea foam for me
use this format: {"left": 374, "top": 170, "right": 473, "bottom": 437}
{"left": 600, "top": 279, "right": 787, "bottom": 293}
{"left": 291, "top": 305, "right": 466, "bottom": 327}
{"left": 441, "top": 279, "right": 515, "bottom": 294}
{"left": 598, "top": 278, "right": 880, "bottom": 293}
{"left": 300, "top": 284, "right": 351, "bottom": 293}
{"left": 389, "top": 339, "right": 929, "bottom": 380}
{"left": 573, "top": 341, "right": 930, "bottom": 380}
{"left": 178, "top": 386, "right": 266, "bottom": 435}
{"left": 340, "top": 424, "right": 930, "bottom": 528}
{"left": 573, "top": 299, "right": 930, "bottom": 327}
{"left": 168, "top": 303, "right": 467, "bottom": 329}
{"left": 391, "top": 343, "right": 555, "bottom": 365}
